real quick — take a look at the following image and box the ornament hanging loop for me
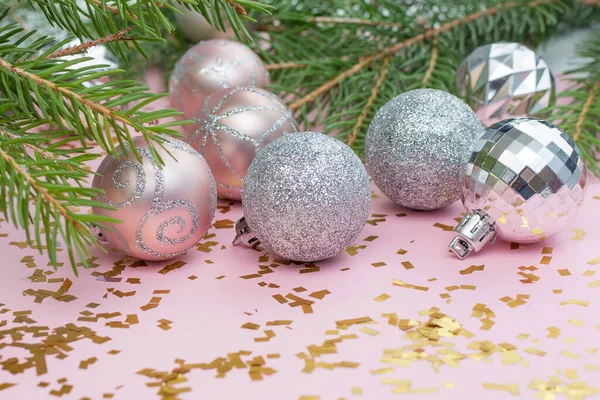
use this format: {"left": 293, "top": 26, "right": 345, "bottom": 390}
{"left": 233, "top": 217, "right": 260, "bottom": 248}
{"left": 449, "top": 210, "right": 497, "bottom": 259}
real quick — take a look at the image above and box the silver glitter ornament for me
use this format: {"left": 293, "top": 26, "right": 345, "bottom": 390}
{"left": 189, "top": 86, "right": 298, "bottom": 201}
{"left": 365, "top": 88, "right": 483, "bottom": 210}
{"left": 168, "top": 39, "right": 269, "bottom": 120}
{"left": 92, "top": 137, "right": 216, "bottom": 261}
{"left": 457, "top": 42, "right": 555, "bottom": 120}
{"left": 450, "top": 118, "right": 587, "bottom": 259}
{"left": 235, "top": 132, "right": 371, "bottom": 262}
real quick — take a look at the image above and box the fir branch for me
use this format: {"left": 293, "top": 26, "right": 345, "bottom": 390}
{"left": 43, "top": 26, "right": 134, "bottom": 60}
{"left": 421, "top": 39, "right": 439, "bottom": 87}
{"left": 347, "top": 55, "right": 391, "bottom": 148}
{"left": 289, "top": 0, "right": 560, "bottom": 111}
{"left": 308, "top": 17, "right": 404, "bottom": 28}
{"left": 573, "top": 79, "right": 600, "bottom": 141}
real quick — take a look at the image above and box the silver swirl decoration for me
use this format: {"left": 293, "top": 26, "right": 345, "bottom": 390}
{"left": 98, "top": 146, "right": 164, "bottom": 208}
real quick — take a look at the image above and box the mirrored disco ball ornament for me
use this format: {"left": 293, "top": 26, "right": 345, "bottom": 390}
{"left": 92, "top": 137, "right": 216, "bottom": 261}
{"left": 234, "top": 132, "right": 372, "bottom": 262}
{"left": 189, "top": 86, "right": 298, "bottom": 201}
{"left": 450, "top": 118, "right": 587, "bottom": 259}
{"left": 366, "top": 88, "right": 483, "bottom": 210}
{"left": 457, "top": 42, "right": 555, "bottom": 121}
{"left": 168, "top": 39, "right": 269, "bottom": 120}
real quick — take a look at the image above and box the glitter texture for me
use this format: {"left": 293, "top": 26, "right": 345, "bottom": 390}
{"left": 189, "top": 86, "right": 298, "bottom": 200}
{"left": 92, "top": 137, "right": 216, "bottom": 260}
{"left": 168, "top": 39, "right": 269, "bottom": 120}
{"left": 457, "top": 42, "right": 555, "bottom": 120}
{"left": 365, "top": 88, "right": 483, "bottom": 210}
{"left": 242, "top": 132, "right": 371, "bottom": 262}
{"left": 461, "top": 118, "right": 587, "bottom": 242}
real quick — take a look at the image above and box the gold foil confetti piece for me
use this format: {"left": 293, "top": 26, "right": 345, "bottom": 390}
{"left": 340, "top": 268, "right": 350, "bottom": 271}
{"left": 266, "top": 354, "right": 280, "bottom": 359}
{"left": 560, "top": 351, "right": 581, "bottom": 359}
{"left": 157, "top": 324, "right": 171, "bottom": 331}
{"left": 568, "top": 318, "right": 584, "bottom": 327}
{"left": 258, "top": 282, "right": 267, "bottom": 287}
{"left": 359, "top": 327, "right": 379, "bottom": 336}
{"left": 459, "top": 265, "right": 485, "bottom": 275}
{"left": 47, "top": 278, "right": 64, "bottom": 283}
{"left": 561, "top": 299, "right": 590, "bottom": 307}
{"left": 272, "top": 294, "right": 288, "bottom": 304}
{"left": 299, "top": 396, "right": 319, "bottom": 400}
{"left": 215, "top": 275, "right": 225, "bottom": 280}
{"left": 240, "top": 274, "right": 261, "bottom": 279}
{"left": 107, "top": 350, "right": 120, "bottom": 355}
{"left": 507, "top": 299, "right": 526, "bottom": 308}
{"left": 482, "top": 383, "right": 520, "bottom": 395}
{"left": 401, "top": 261, "right": 415, "bottom": 270}
{"left": 213, "top": 219, "right": 234, "bottom": 229}
{"left": 241, "top": 323, "right": 260, "bottom": 330}
{"left": 364, "top": 236, "right": 378, "bottom": 242}
{"left": 396, "top": 248, "right": 407, "bottom": 255}
{"left": 374, "top": 293, "right": 390, "bottom": 302}
{"left": 443, "top": 382, "right": 455, "bottom": 389}
{"left": 547, "top": 327, "right": 561, "bottom": 338}
{"left": 433, "top": 223, "right": 454, "bottom": 231}
{"left": 268, "top": 283, "right": 280, "bottom": 288}
{"left": 31, "top": 347, "right": 47, "bottom": 375}
{"left": 392, "top": 279, "right": 429, "bottom": 291}
{"left": 336, "top": 317, "right": 374, "bottom": 329}
{"left": 501, "top": 351, "right": 522, "bottom": 365}
{"left": 9, "top": 241, "right": 28, "bottom": 249}
{"left": 370, "top": 367, "right": 394, "bottom": 375}
{"left": 558, "top": 269, "right": 571, "bottom": 276}
{"left": 204, "top": 260, "right": 214, "bottom": 264}
{"left": 445, "top": 285, "right": 460, "bottom": 291}
{"left": 266, "top": 320, "right": 293, "bottom": 326}
{"left": 351, "top": 387, "right": 362, "bottom": 395}
{"left": 299, "top": 266, "right": 320, "bottom": 274}
{"left": 540, "top": 256, "right": 552, "bottom": 265}
{"left": 325, "top": 330, "right": 339, "bottom": 335}
{"left": 461, "top": 285, "right": 476, "bottom": 290}
{"left": 157, "top": 261, "right": 186, "bottom": 275}
{"left": 428, "top": 278, "right": 437, "bottom": 282}
{"left": 309, "top": 290, "right": 331, "bottom": 300}
{"left": 302, "top": 304, "right": 313, "bottom": 314}
{"left": 542, "top": 247, "right": 554, "bottom": 254}
{"left": 78, "top": 357, "right": 98, "bottom": 370}
{"left": 565, "top": 368, "right": 578, "bottom": 381}
{"left": 186, "top": 275, "right": 198, "bottom": 280}
{"left": 588, "top": 257, "right": 600, "bottom": 265}
{"left": 38, "top": 382, "right": 49, "bottom": 387}
{"left": 587, "top": 280, "right": 600, "bottom": 288}
{"left": 525, "top": 348, "right": 547, "bottom": 357}
{"left": 140, "top": 304, "right": 157, "bottom": 312}
{"left": 153, "top": 290, "right": 170, "bottom": 295}
{"left": 395, "top": 212, "right": 406, "bottom": 217}
{"left": 293, "top": 287, "right": 307, "bottom": 293}
{"left": 372, "top": 262, "right": 386, "bottom": 268}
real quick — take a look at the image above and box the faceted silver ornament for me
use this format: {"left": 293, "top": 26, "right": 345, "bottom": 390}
{"left": 236, "top": 132, "right": 371, "bottom": 262}
{"left": 457, "top": 42, "right": 555, "bottom": 120}
{"left": 365, "top": 88, "right": 483, "bottom": 210}
{"left": 450, "top": 118, "right": 587, "bottom": 259}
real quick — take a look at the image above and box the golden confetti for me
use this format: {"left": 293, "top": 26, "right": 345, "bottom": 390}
{"left": 396, "top": 248, "right": 407, "bottom": 255}
{"left": 359, "top": 326, "right": 379, "bottom": 336}
{"left": 568, "top": 318, "right": 584, "bottom": 327}
{"left": 351, "top": 387, "right": 362, "bottom": 395}
{"left": 540, "top": 256, "right": 552, "bottom": 265}
{"left": 560, "top": 350, "right": 581, "bottom": 359}
{"left": 371, "top": 262, "right": 386, "bottom": 268}
{"left": 542, "top": 247, "right": 554, "bottom": 254}
{"left": 392, "top": 279, "right": 429, "bottom": 291}
{"left": 374, "top": 293, "right": 390, "bottom": 303}
{"left": 482, "top": 383, "right": 520, "bottom": 396}
{"left": 587, "top": 257, "right": 600, "bottom": 265}
{"left": 241, "top": 323, "right": 260, "bottom": 330}
{"left": 370, "top": 367, "right": 394, "bottom": 375}
{"left": 558, "top": 269, "right": 571, "bottom": 276}
{"left": 561, "top": 299, "right": 590, "bottom": 307}
{"left": 364, "top": 236, "right": 378, "bottom": 242}
{"left": 401, "top": 261, "right": 415, "bottom": 270}
{"left": 459, "top": 265, "right": 485, "bottom": 275}
{"left": 525, "top": 348, "right": 547, "bottom": 357}
{"left": 433, "top": 223, "right": 454, "bottom": 231}
{"left": 588, "top": 280, "right": 600, "bottom": 288}
{"left": 309, "top": 290, "right": 331, "bottom": 300}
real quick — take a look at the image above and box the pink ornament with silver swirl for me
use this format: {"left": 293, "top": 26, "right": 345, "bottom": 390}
{"left": 188, "top": 86, "right": 298, "bottom": 201}
{"left": 91, "top": 137, "right": 216, "bottom": 260}
{"left": 168, "top": 39, "right": 269, "bottom": 122}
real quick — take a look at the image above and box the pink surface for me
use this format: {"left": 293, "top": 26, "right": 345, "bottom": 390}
{"left": 1, "top": 74, "right": 600, "bottom": 400}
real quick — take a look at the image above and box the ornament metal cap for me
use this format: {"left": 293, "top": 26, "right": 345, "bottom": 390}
{"left": 449, "top": 210, "right": 497, "bottom": 259}
{"left": 232, "top": 217, "right": 260, "bottom": 248}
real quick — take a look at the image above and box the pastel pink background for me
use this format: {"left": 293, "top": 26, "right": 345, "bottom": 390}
{"left": 1, "top": 72, "right": 599, "bottom": 400}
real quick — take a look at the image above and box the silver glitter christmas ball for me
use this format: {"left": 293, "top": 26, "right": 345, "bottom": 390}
{"left": 450, "top": 118, "right": 587, "bottom": 259}
{"left": 92, "top": 137, "right": 216, "bottom": 261}
{"left": 189, "top": 86, "right": 298, "bottom": 201}
{"left": 168, "top": 39, "right": 269, "bottom": 120}
{"left": 365, "top": 88, "right": 483, "bottom": 210}
{"left": 457, "top": 42, "right": 555, "bottom": 121}
{"left": 241, "top": 132, "right": 371, "bottom": 262}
